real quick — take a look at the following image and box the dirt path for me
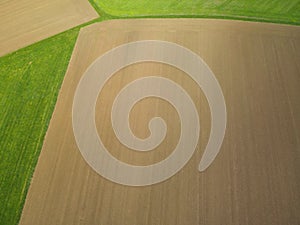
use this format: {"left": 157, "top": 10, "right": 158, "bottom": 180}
{"left": 0, "top": 0, "right": 98, "bottom": 56}
{"left": 19, "top": 19, "right": 300, "bottom": 225}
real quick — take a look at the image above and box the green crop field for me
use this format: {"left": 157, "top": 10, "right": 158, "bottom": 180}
{"left": 0, "top": 29, "right": 80, "bottom": 225}
{"left": 0, "top": 1, "right": 299, "bottom": 224}
{"left": 93, "top": 0, "right": 300, "bottom": 24}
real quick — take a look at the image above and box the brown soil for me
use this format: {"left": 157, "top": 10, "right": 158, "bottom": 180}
{"left": 19, "top": 19, "right": 300, "bottom": 225}
{"left": 0, "top": 0, "right": 98, "bottom": 56}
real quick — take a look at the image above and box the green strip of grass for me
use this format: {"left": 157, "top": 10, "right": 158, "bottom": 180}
{"left": 92, "top": 0, "right": 300, "bottom": 25}
{"left": 0, "top": 28, "right": 80, "bottom": 225}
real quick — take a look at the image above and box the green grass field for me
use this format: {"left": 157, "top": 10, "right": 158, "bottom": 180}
{"left": 94, "top": 0, "right": 300, "bottom": 24}
{"left": 0, "top": 1, "right": 299, "bottom": 224}
{"left": 0, "top": 28, "right": 80, "bottom": 225}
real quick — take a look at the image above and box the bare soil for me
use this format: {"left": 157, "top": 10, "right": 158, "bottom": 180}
{"left": 19, "top": 19, "right": 300, "bottom": 225}
{"left": 0, "top": 0, "right": 98, "bottom": 56}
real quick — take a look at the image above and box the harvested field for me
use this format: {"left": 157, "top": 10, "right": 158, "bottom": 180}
{"left": 0, "top": 0, "right": 98, "bottom": 56}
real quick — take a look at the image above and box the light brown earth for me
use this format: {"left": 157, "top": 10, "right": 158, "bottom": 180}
{"left": 19, "top": 19, "right": 300, "bottom": 225}
{"left": 0, "top": 0, "right": 98, "bottom": 57}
